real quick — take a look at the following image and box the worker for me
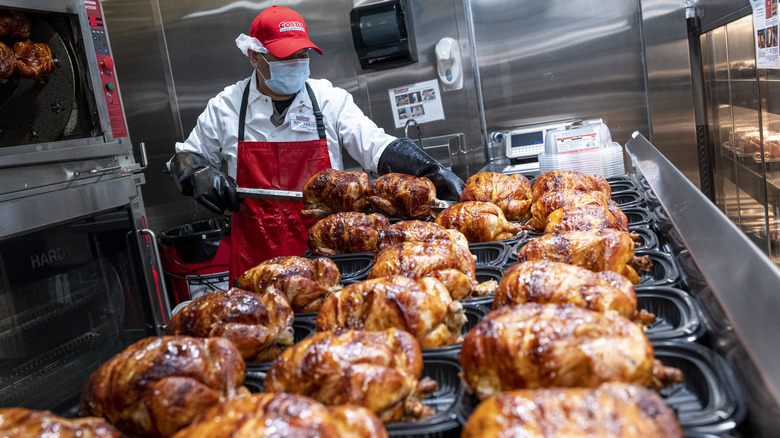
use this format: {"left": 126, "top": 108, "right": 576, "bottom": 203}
{"left": 169, "top": 5, "right": 464, "bottom": 279}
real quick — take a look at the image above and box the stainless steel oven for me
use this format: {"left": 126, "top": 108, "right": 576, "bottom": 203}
{"left": 0, "top": 0, "right": 169, "bottom": 413}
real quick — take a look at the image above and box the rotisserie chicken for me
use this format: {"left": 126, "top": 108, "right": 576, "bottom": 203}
{"left": 0, "top": 41, "right": 14, "bottom": 82}
{"left": 434, "top": 201, "right": 524, "bottom": 242}
{"left": 459, "top": 172, "right": 533, "bottom": 220}
{"left": 307, "top": 212, "right": 391, "bottom": 255}
{"left": 0, "top": 408, "right": 120, "bottom": 438}
{"left": 14, "top": 40, "right": 55, "bottom": 83}
{"left": 526, "top": 188, "right": 623, "bottom": 232}
{"left": 164, "top": 287, "right": 294, "bottom": 362}
{"left": 544, "top": 204, "right": 630, "bottom": 233}
{"left": 494, "top": 260, "right": 655, "bottom": 325}
{"left": 368, "top": 241, "right": 496, "bottom": 300}
{"left": 517, "top": 229, "right": 652, "bottom": 284}
{"left": 264, "top": 328, "right": 437, "bottom": 423}
{"left": 531, "top": 170, "right": 611, "bottom": 201}
{"left": 0, "top": 11, "right": 30, "bottom": 39}
{"left": 301, "top": 169, "right": 371, "bottom": 218}
{"left": 80, "top": 336, "right": 250, "bottom": 438}
{"left": 316, "top": 275, "right": 467, "bottom": 348}
{"left": 461, "top": 383, "right": 683, "bottom": 438}
{"left": 237, "top": 255, "right": 342, "bottom": 313}
{"left": 378, "top": 220, "right": 470, "bottom": 253}
{"left": 172, "top": 393, "right": 388, "bottom": 438}
{"left": 368, "top": 172, "right": 436, "bottom": 219}
{"left": 459, "top": 303, "right": 682, "bottom": 399}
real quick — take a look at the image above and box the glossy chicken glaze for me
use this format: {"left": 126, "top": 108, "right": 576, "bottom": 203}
{"left": 369, "top": 241, "right": 495, "bottom": 300}
{"left": 462, "top": 383, "right": 683, "bottom": 438}
{"left": 302, "top": 169, "right": 371, "bottom": 219}
{"left": 434, "top": 201, "right": 524, "bottom": 242}
{"left": 460, "top": 172, "right": 533, "bottom": 221}
{"left": 173, "top": 393, "right": 388, "bottom": 438}
{"left": 0, "top": 42, "right": 13, "bottom": 82}
{"left": 80, "top": 336, "right": 249, "bottom": 438}
{"left": 316, "top": 275, "right": 467, "bottom": 348}
{"left": 307, "top": 212, "right": 391, "bottom": 255}
{"left": 368, "top": 173, "right": 436, "bottom": 219}
{"left": 544, "top": 204, "right": 630, "bottom": 233}
{"left": 164, "top": 287, "right": 294, "bottom": 362}
{"left": 237, "top": 256, "right": 342, "bottom": 313}
{"left": 531, "top": 170, "right": 612, "bottom": 202}
{"left": 459, "top": 303, "right": 681, "bottom": 399}
{"left": 494, "top": 260, "right": 654, "bottom": 325}
{"left": 518, "top": 229, "right": 652, "bottom": 284}
{"left": 264, "top": 329, "right": 437, "bottom": 423}
{"left": 527, "top": 189, "right": 621, "bottom": 232}
{"left": 378, "top": 220, "right": 470, "bottom": 252}
{"left": 13, "top": 40, "right": 55, "bottom": 82}
{"left": 0, "top": 408, "right": 120, "bottom": 438}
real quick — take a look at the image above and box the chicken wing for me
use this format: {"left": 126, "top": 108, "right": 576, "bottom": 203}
{"left": 434, "top": 201, "right": 524, "bottom": 242}
{"left": 307, "top": 212, "right": 390, "bottom": 255}
{"left": 460, "top": 172, "right": 533, "bottom": 220}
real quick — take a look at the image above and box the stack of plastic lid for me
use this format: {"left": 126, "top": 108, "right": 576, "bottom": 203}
{"left": 538, "top": 121, "right": 625, "bottom": 177}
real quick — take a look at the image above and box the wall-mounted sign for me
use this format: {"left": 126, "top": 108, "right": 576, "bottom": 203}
{"left": 388, "top": 79, "right": 445, "bottom": 128}
{"left": 750, "top": 0, "right": 779, "bottom": 68}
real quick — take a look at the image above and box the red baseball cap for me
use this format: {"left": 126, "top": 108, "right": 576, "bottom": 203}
{"left": 250, "top": 6, "right": 323, "bottom": 58}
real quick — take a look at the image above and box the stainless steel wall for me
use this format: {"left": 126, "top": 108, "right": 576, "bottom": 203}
{"left": 469, "top": 0, "right": 650, "bottom": 147}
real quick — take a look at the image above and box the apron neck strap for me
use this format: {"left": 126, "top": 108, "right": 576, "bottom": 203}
{"left": 238, "top": 79, "right": 326, "bottom": 142}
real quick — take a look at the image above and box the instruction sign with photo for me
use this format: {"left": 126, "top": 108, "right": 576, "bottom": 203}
{"left": 751, "top": 0, "right": 780, "bottom": 68}
{"left": 388, "top": 79, "right": 445, "bottom": 128}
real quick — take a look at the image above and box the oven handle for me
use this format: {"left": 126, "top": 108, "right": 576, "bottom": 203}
{"left": 139, "top": 228, "right": 173, "bottom": 331}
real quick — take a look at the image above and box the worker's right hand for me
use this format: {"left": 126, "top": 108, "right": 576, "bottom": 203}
{"left": 170, "top": 152, "right": 240, "bottom": 215}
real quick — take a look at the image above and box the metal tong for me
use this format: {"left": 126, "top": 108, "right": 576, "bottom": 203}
{"left": 235, "top": 187, "right": 456, "bottom": 211}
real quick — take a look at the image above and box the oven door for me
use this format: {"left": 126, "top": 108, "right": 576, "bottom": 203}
{"left": 0, "top": 175, "right": 166, "bottom": 413}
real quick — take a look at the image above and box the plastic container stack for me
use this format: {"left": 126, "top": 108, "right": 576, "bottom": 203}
{"left": 538, "top": 121, "right": 625, "bottom": 177}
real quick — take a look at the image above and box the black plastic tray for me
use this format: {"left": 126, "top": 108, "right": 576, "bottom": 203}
{"left": 639, "top": 286, "right": 707, "bottom": 343}
{"left": 469, "top": 242, "right": 510, "bottom": 267}
{"left": 654, "top": 342, "right": 747, "bottom": 435}
{"left": 676, "top": 249, "right": 709, "bottom": 293}
{"left": 608, "top": 179, "right": 639, "bottom": 192}
{"left": 652, "top": 204, "right": 674, "bottom": 233}
{"left": 246, "top": 356, "right": 466, "bottom": 437}
{"left": 631, "top": 225, "right": 659, "bottom": 250}
{"left": 245, "top": 319, "right": 316, "bottom": 373}
{"left": 622, "top": 206, "right": 654, "bottom": 227}
{"left": 457, "top": 266, "right": 504, "bottom": 308}
{"left": 636, "top": 249, "right": 681, "bottom": 287}
{"left": 611, "top": 189, "right": 646, "bottom": 208}
{"left": 303, "top": 252, "right": 374, "bottom": 281}
{"left": 422, "top": 304, "right": 491, "bottom": 359}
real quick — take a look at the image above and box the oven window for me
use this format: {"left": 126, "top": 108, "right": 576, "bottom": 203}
{"left": 0, "top": 207, "right": 156, "bottom": 412}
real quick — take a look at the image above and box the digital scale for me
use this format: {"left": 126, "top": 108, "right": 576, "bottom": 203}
{"left": 504, "top": 121, "right": 573, "bottom": 159}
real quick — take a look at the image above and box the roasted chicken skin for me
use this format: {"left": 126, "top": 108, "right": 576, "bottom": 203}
{"left": 0, "top": 11, "right": 31, "bottom": 39}
{"left": 527, "top": 188, "right": 623, "bottom": 232}
{"left": 237, "top": 255, "right": 342, "bottom": 313}
{"left": 164, "top": 287, "right": 294, "bottom": 362}
{"left": 494, "top": 260, "right": 655, "bottom": 325}
{"left": 80, "top": 336, "right": 250, "bottom": 438}
{"left": 459, "top": 303, "right": 682, "bottom": 399}
{"left": 378, "top": 220, "right": 470, "bottom": 252}
{"left": 531, "top": 170, "right": 611, "bottom": 201}
{"left": 0, "top": 41, "right": 14, "bottom": 82}
{"left": 0, "top": 408, "right": 119, "bottom": 438}
{"left": 302, "top": 169, "right": 371, "bottom": 218}
{"left": 461, "top": 383, "right": 683, "bottom": 438}
{"left": 434, "top": 201, "right": 524, "bottom": 242}
{"left": 316, "top": 275, "right": 467, "bottom": 348}
{"left": 517, "top": 229, "right": 652, "bottom": 284}
{"left": 307, "top": 212, "right": 391, "bottom": 255}
{"left": 172, "top": 393, "right": 388, "bottom": 438}
{"left": 368, "top": 172, "right": 436, "bottom": 219}
{"left": 369, "top": 241, "right": 496, "bottom": 300}
{"left": 544, "top": 204, "right": 630, "bottom": 233}
{"left": 460, "top": 172, "right": 533, "bottom": 220}
{"left": 264, "top": 328, "right": 437, "bottom": 423}
{"left": 14, "top": 40, "right": 55, "bottom": 83}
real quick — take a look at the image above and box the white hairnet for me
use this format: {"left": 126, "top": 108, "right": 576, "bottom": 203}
{"left": 235, "top": 33, "right": 268, "bottom": 57}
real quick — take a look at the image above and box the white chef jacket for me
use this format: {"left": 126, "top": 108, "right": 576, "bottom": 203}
{"left": 175, "top": 73, "right": 395, "bottom": 178}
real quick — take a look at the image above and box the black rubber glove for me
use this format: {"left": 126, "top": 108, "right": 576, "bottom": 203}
{"left": 170, "top": 151, "right": 240, "bottom": 215}
{"left": 377, "top": 138, "right": 465, "bottom": 201}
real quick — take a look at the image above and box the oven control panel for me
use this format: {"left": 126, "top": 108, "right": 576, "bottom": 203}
{"left": 85, "top": 0, "right": 128, "bottom": 139}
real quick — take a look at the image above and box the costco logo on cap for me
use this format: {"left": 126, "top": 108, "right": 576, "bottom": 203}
{"left": 279, "top": 21, "right": 305, "bottom": 32}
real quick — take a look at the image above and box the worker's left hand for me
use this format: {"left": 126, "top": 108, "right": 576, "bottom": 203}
{"left": 422, "top": 166, "right": 465, "bottom": 201}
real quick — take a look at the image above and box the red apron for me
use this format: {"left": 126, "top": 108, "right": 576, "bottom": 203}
{"left": 230, "top": 82, "right": 331, "bottom": 279}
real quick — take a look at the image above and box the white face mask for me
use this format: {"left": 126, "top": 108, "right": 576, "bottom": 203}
{"left": 257, "top": 56, "right": 310, "bottom": 95}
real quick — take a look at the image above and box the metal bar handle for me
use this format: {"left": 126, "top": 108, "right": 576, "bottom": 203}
{"left": 139, "top": 228, "right": 172, "bottom": 331}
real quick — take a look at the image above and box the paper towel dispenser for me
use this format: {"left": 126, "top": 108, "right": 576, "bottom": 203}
{"left": 350, "top": 0, "right": 417, "bottom": 69}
